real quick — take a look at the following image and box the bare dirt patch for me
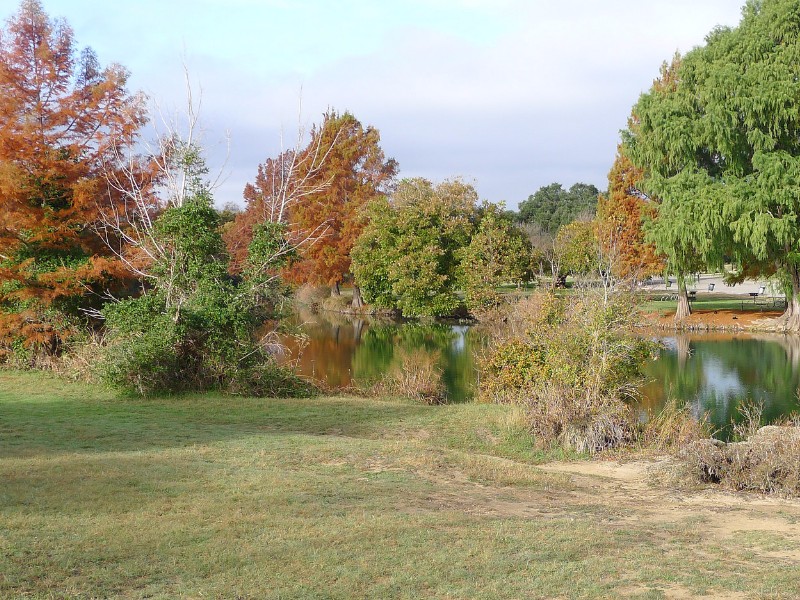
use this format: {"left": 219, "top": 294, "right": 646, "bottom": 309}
{"left": 538, "top": 459, "right": 800, "bottom": 558}
{"left": 417, "top": 456, "right": 800, "bottom": 561}
{"left": 644, "top": 309, "right": 784, "bottom": 330}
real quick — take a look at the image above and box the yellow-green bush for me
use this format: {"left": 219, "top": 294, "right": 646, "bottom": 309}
{"left": 479, "top": 290, "right": 656, "bottom": 453}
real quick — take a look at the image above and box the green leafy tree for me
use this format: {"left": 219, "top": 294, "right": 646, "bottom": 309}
{"left": 351, "top": 178, "right": 477, "bottom": 317}
{"left": 457, "top": 203, "right": 532, "bottom": 309}
{"left": 554, "top": 220, "right": 599, "bottom": 278}
{"left": 101, "top": 150, "right": 307, "bottom": 396}
{"left": 627, "top": 1, "right": 800, "bottom": 327}
{"left": 625, "top": 56, "right": 713, "bottom": 319}
{"left": 517, "top": 182, "right": 599, "bottom": 234}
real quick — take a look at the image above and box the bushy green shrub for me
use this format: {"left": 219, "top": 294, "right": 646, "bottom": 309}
{"left": 479, "top": 290, "right": 656, "bottom": 453}
{"left": 99, "top": 192, "right": 312, "bottom": 397}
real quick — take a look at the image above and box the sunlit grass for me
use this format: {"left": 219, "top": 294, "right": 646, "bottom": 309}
{"left": 2, "top": 371, "right": 800, "bottom": 598}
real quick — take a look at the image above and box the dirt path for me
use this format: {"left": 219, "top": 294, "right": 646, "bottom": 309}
{"left": 415, "top": 457, "right": 800, "bottom": 598}
{"left": 537, "top": 459, "right": 800, "bottom": 551}
{"left": 644, "top": 309, "right": 785, "bottom": 330}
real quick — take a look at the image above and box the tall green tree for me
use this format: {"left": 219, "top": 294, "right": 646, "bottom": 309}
{"left": 554, "top": 220, "right": 599, "bottom": 279}
{"left": 457, "top": 203, "right": 532, "bottom": 309}
{"left": 517, "top": 182, "right": 599, "bottom": 234}
{"left": 351, "top": 178, "right": 477, "bottom": 317}
{"left": 627, "top": 0, "right": 800, "bottom": 327}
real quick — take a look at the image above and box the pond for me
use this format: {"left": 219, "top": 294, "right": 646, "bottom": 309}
{"left": 278, "top": 310, "right": 800, "bottom": 436}
{"left": 277, "top": 309, "right": 483, "bottom": 400}
{"left": 640, "top": 333, "right": 800, "bottom": 437}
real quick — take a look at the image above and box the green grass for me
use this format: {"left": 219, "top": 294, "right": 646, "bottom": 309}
{"left": 2, "top": 371, "right": 800, "bottom": 599}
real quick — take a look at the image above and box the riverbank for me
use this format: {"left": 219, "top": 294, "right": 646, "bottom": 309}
{"left": 641, "top": 308, "right": 788, "bottom": 332}
{"left": 3, "top": 371, "right": 800, "bottom": 598}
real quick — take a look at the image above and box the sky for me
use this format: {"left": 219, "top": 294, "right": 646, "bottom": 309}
{"left": 5, "top": 0, "right": 745, "bottom": 208}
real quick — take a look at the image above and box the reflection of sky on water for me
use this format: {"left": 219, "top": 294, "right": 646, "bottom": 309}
{"left": 698, "top": 357, "right": 746, "bottom": 401}
{"left": 451, "top": 326, "right": 469, "bottom": 353}
{"left": 660, "top": 337, "right": 679, "bottom": 352}
{"left": 643, "top": 334, "right": 800, "bottom": 438}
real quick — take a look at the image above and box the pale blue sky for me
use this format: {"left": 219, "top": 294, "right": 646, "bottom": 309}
{"left": 5, "top": 1, "right": 745, "bottom": 207}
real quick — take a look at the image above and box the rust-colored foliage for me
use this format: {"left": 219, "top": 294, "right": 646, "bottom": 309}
{"left": 596, "top": 146, "right": 664, "bottom": 280}
{"left": 224, "top": 150, "right": 296, "bottom": 273}
{"left": 225, "top": 111, "right": 397, "bottom": 288}
{"left": 0, "top": 0, "right": 146, "bottom": 357}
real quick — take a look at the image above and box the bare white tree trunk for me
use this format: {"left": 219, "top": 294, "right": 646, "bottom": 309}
{"left": 94, "top": 73, "right": 339, "bottom": 303}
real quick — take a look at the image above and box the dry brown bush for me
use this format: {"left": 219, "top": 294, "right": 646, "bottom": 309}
{"left": 527, "top": 386, "right": 635, "bottom": 454}
{"left": 639, "top": 398, "right": 711, "bottom": 453}
{"left": 321, "top": 294, "right": 353, "bottom": 313}
{"left": 294, "top": 285, "right": 332, "bottom": 310}
{"left": 684, "top": 424, "right": 800, "bottom": 496}
{"left": 371, "top": 347, "right": 447, "bottom": 404}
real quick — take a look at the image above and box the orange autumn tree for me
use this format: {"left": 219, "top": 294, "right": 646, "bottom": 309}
{"left": 226, "top": 110, "right": 397, "bottom": 307}
{"left": 224, "top": 149, "right": 301, "bottom": 274}
{"left": 596, "top": 146, "right": 664, "bottom": 281}
{"left": 286, "top": 111, "right": 397, "bottom": 302}
{"left": 0, "top": 0, "right": 147, "bottom": 358}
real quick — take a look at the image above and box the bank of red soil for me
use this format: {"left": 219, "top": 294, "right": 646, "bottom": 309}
{"left": 642, "top": 308, "right": 785, "bottom": 331}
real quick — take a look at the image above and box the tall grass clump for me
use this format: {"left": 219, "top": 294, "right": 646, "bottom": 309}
{"left": 371, "top": 347, "right": 448, "bottom": 404}
{"left": 639, "top": 397, "right": 711, "bottom": 453}
{"left": 479, "top": 289, "right": 656, "bottom": 454}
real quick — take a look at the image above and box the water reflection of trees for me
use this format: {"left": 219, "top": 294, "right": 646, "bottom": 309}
{"left": 279, "top": 310, "right": 482, "bottom": 401}
{"left": 353, "top": 323, "right": 481, "bottom": 401}
{"left": 642, "top": 334, "right": 800, "bottom": 435}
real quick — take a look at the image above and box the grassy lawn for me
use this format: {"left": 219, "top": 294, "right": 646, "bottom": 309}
{"left": 2, "top": 371, "right": 800, "bottom": 599}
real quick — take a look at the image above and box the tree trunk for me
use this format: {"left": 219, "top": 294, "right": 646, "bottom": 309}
{"left": 675, "top": 278, "right": 692, "bottom": 321}
{"left": 676, "top": 335, "right": 690, "bottom": 367}
{"left": 331, "top": 281, "right": 340, "bottom": 296}
{"left": 780, "top": 266, "right": 800, "bottom": 332}
{"left": 352, "top": 285, "right": 364, "bottom": 309}
{"left": 353, "top": 319, "right": 364, "bottom": 343}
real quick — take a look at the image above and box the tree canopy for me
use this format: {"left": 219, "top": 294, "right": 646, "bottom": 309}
{"left": 517, "top": 182, "right": 600, "bottom": 234}
{"left": 457, "top": 203, "right": 532, "bottom": 309}
{"left": 0, "top": 0, "right": 147, "bottom": 358}
{"left": 226, "top": 111, "right": 397, "bottom": 297}
{"left": 627, "top": 0, "right": 800, "bottom": 326}
{"left": 351, "top": 178, "right": 478, "bottom": 317}
{"left": 596, "top": 146, "right": 664, "bottom": 281}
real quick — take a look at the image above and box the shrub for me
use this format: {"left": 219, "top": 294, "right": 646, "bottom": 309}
{"left": 684, "top": 423, "right": 800, "bottom": 496}
{"left": 295, "top": 285, "right": 332, "bottom": 310}
{"left": 479, "top": 289, "right": 656, "bottom": 453}
{"left": 99, "top": 193, "right": 311, "bottom": 397}
{"left": 639, "top": 397, "right": 710, "bottom": 453}
{"left": 371, "top": 347, "right": 447, "bottom": 404}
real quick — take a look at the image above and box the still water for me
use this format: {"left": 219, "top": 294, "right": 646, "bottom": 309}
{"left": 640, "top": 333, "right": 800, "bottom": 435}
{"left": 279, "top": 311, "right": 800, "bottom": 433}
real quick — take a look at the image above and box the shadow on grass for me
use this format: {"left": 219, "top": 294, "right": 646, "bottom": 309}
{"left": 0, "top": 371, "right": 437, "bottom": 458}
